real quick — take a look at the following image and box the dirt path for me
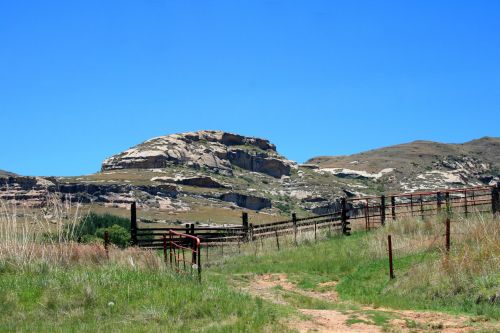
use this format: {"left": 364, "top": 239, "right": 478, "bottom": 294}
{"left": 241, "top": 273, "right": 498, "bottom": 333}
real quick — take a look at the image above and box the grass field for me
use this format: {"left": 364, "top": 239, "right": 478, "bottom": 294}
{"left": 1, "top": 199, "right": 499, "bottom": 332}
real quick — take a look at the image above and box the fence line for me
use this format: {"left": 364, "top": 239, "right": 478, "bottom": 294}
{"left": 132, "top": 183, "right": 500, "bottom": 250}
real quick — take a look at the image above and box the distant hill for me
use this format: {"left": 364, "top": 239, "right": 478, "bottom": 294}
{"left": 307, "top": 137, "right": 500, "bottom": 192}
{"left": 0, "top": 169, "right": 17, "bottom": 177}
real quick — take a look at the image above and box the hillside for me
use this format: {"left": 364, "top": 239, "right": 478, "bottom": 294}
{"left": 0, "top": 169, "right": 17, "bottom": 177}
{"left": 307, "top": 137, "right": 500, "bottom": 192}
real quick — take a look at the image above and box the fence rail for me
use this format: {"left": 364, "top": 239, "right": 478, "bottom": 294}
{"left": 132, "top": 184, "right": 500, "bottom": 249}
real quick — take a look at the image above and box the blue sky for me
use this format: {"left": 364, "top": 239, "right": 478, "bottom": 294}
{"left": 1, "top": 1, "right": 499, "bottom": 176}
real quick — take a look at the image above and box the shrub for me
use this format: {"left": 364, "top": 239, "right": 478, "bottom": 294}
{"left": 73, "top": 213, "right": 130, "bottom": 237}
{"left": 71, "top": 213, "right": 131, "bottom": 247}
{"left": 95, "top": 225, "right": 131, "bottom": 248}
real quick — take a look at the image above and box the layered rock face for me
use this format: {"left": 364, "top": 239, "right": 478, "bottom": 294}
{"left": 102, "top": 130, "right": 292, "bottom": 178}
{"left": 0, "top": 176, "right": 178, "bottom": 208}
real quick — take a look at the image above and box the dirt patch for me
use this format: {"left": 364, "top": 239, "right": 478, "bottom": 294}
{"left": 244, "top": 273, "right": 499, "bottom": 333}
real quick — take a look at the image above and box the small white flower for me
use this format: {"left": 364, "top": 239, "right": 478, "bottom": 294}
{"left": 108, "top": 301, "right": 115, "bottom": 307}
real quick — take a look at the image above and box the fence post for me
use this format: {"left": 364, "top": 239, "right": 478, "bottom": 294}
{"left": 391, "top": 196, "right": 396, "bottom": 220}
{"left": 130, "top": 202, "right": 137, "bottom": 246}
{"left": 445, "top": 218, "right": 450, "bottom": 253}
{"left": 242, "top": 212, "right": 249, "bottom": 241}
{"left": 104, "top": 231, "right": 110, "bottom": 259}
{"left": 341, "top": 198, "right": 350, "bottom": 236}
{"left": 292, "top": 212, "right": 297, "bottom": 245}
{"left": 275, "top": 230, "right": 280, "bottom": 251}
{"left": 380, "top": 195, "right": 386, "bottom": 226}
{"left": 492, "top": 184, "right": 500, "bottom": 217}
{"left": 388, "top": 235, "right": 395, "bottom": 279}
{"left": 190, "top": 223, "right": 195, "bottom": 236}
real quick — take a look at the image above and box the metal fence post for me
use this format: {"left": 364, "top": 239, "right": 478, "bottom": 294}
{"left": 388, "top": 235, "right": 395, "bottom": 279}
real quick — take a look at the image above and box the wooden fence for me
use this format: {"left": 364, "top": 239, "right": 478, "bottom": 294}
{"left": 132, "top": 184, "right": 500, "bottom": 249}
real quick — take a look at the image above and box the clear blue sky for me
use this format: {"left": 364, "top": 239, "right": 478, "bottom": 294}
{"left": 1, "top": 1, "right": 499, "bottom": 176}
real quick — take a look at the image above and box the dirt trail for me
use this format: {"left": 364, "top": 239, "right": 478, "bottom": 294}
{"left": 243, "top": 273, "right": 498, "bottom": 333}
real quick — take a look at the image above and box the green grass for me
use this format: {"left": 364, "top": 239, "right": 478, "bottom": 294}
{"left": 0, "top": 264, "right": 290, "bottom": 332}
{"left": 2, "top": 214, "right": 499, "bottom": 331}
{"left": 218, "top": 221, "right": 500, "bottom": 320}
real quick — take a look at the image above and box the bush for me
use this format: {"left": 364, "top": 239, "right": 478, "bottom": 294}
{"left": 73, "top": 213, "right": 130, "bottom": 237}
{"left": 95, "top": 225, "right": 131, "bottom": 248}
{"left": 71, "top": 213, "right": 131, "bottom": 247}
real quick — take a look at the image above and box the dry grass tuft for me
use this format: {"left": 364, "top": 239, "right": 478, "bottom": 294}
{"left": 0, "top": 198, "right": 163, "bottom": 272}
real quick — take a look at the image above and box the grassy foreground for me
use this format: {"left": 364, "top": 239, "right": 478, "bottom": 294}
{"left": 1, "top": 201, "right": 499, "bottom": 331}
{"left": 0, "top": 262, "right": 289, "bottom": 332}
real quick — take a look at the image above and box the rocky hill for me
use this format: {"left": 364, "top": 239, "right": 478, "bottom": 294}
{"left": 1, "top": 132, "right": 498, "bottom": 224}
{"left": 307, "top": 137, "right": 500, "bottom": 192}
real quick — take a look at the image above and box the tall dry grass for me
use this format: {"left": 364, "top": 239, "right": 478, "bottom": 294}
{"left": 0, "top": 197, "right": 164, "bottom": 272}
{"left": 364, "top": 212, "right": 500, "bottom": 308}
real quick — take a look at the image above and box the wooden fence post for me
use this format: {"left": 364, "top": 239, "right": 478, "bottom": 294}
{"left": 275, "top": 230, "right": 280, "bottom": 251}
{"left": 341, "top": 198, "right": 351, "bottom": 236}
{"left": 242, "top": 212, "right": 249, "bottom": 241}
{"left": 292, "top": 213, "right": 297, "bottom": 245}
{"left": 190, "top": 223, "right": 195, "bottom": 236}
{"left": 492, "top": 184, "right": 500, "bottom": 217}
{"left": 391, "top": 196, "right": 396, "bottom": 221}
{"left": 380, "top": 195, "right": 386, "bottom": 226}
{"left": 130, "top": 202, "right": 137, "bottom": 246}
{"left": 388, "top": 235, "right": 395, "bottom": 279}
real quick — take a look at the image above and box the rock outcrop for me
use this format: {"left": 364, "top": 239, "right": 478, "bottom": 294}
{"left": 102, "top": 130, "right": 292, "bottom": 178}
